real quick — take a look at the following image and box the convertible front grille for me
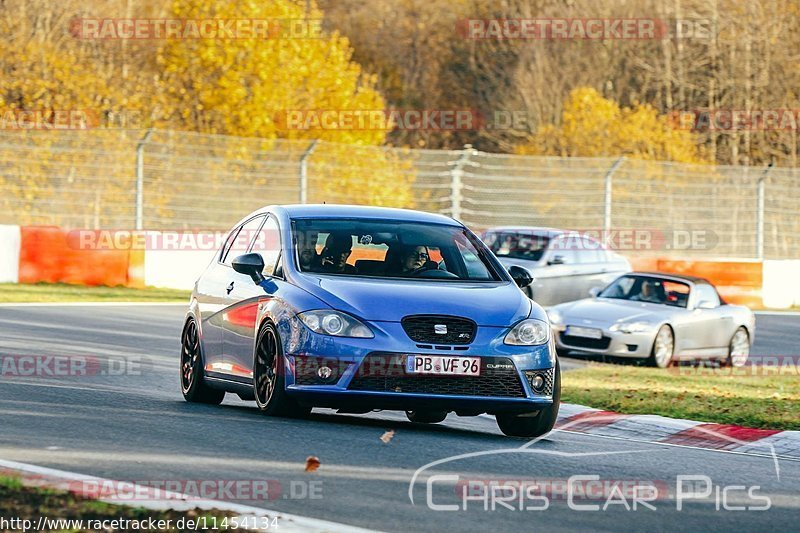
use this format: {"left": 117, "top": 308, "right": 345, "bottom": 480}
{"left": 559, "top": 333, "right": 611, "bottom": 350}
{"left": 347, "top": 353, "right": 526, "bottom": 398}
{"left": 401, "top": 315, "right": 476, "bottom": 345}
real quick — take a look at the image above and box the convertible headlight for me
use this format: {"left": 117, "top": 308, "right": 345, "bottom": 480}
{"left": 298, "top": 310, "right": 374, "bottom": 338}
{"left": 610, "top": 321, "right": 652, "bottom": 334}
{"left": 504, "top": 319, "right": 549, "bottom": 346}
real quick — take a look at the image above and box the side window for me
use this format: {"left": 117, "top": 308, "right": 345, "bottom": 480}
{"left": 219, "top": 227, "right": 241, "bottom": 264}
{"left": 579, "top": 237, "right": 601, "bottom": 263}
{"left": 222, "top": 215, "right": 266, "bottom": 266}
{"left": 250, "top": 216, "right": 281, "bottom": 276}
{"left": 548, "top": 236, "right": 576, "bottom": 264}
{"left": 455, "top": 238, "right": 493, "bottom": 280}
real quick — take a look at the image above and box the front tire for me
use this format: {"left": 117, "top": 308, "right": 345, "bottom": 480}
{"left": 496, "top": 359, "right": 561, "bottom": 438}
{"left": 180, "top": 318, "right": 225, "bottom": 405}
{"left": 648, "top": 325, "right": 675, "bottom": 368}
{"left": 254, "top": 323, "right": 310, "bottom": 418}
{"left": 405, "top": 410, "right": 447, "bottom": 424}
{"left": 724, "top": 327, "right": 750, "bottom": 368}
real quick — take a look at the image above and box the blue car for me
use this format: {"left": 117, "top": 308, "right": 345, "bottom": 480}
{"left": 181, "top": 205, "right": 560, "bottom": 437}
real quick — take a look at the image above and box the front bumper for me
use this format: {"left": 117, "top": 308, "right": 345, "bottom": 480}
{"left": 553, "top": 325, "right": 655, "bottom": 358}
{"left": 281, "top": 320, "right": 558, "bottom": 414}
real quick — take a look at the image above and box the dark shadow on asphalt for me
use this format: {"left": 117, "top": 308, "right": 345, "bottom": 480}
{"left": 192, "top": 400, "right": 561, "bottom": 445}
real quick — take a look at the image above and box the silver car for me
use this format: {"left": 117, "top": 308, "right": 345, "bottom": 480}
{"left": 547, "top": 272, "right": 755, "bottom": 368}
{"left": 482, "top": 227, "right": 631, "bottom": 305}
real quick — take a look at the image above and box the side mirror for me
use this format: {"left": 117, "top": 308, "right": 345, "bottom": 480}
{"left": 232, "top": 253, "right": 266, "bottom": 284}
{"left": 508, "top": 265, "right": 533, "bottom": 289}
{"left": 547, "top": 255, "right": 565, "bottom": 266}
{"left": 695, "top": 299, "right": 716, "bottom": 310}
{"left": 589, "top": 287, "right": 601, "bottom": 298}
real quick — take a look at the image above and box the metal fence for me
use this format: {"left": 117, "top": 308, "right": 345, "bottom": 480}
{"left": 0, "top": 128, "right": 797, "bottom": 259}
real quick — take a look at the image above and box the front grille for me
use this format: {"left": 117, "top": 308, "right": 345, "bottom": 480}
{"left": 401, "top": 315, "right": 476, "bottom": 345}
{"left": 559, "top": 333, "right": 611, "bottom": 350}
{"left": 347, "top": 353, "right": 526, "bottom": 398}
{"left": 524, "top": 368, "right": 555, "bottom": 396}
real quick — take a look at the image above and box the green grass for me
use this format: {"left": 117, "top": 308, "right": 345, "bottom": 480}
{"left": 562, "top": 364, "right": 800, "bottom": 430}
{"left": 0, "top": 283, "right": 189, "bottom": 303}
{"left": 0, "top": 474, "right": 230, "bottom": 530}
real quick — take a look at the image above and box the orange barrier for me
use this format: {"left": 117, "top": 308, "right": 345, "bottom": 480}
{"left": 18, "top": 227, "right": 133, "bottom": 287}
{"left": 630, "top": 257, "right": 762, "bottom": 308}
{"left": 12, "top": 226, "right": 768, "bottom": 309}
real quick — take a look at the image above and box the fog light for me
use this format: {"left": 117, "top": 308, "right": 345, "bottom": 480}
{"left": 317, "top": 366, "right": 333, "bottom": 379}
{"left": 531, "top": 374, "right": 545, "bottom": 392}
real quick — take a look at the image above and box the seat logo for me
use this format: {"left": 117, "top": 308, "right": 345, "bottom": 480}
{"left": 434, "top": 324, "right": 448, "bottom": 335}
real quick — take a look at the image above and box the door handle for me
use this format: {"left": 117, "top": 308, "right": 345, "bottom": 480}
{"left": 226, "top": 281, "right": 234, "bottom": 295}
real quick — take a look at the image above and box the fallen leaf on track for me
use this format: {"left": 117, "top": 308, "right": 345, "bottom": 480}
{"left": 305, "top": 456, "right": 320, "bottom": 472}
{"left": 380, "top": 430, "right": 395, "bottom": 444}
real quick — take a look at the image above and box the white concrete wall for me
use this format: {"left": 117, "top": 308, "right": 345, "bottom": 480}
{"left": 0, "top": 225, "right": 20, "bottom": 283}
{"left": 144, "top": 248, "right": 217, "bottom": 290}
{"left": 763, "top": 260, "right": 800, "bottom": 309}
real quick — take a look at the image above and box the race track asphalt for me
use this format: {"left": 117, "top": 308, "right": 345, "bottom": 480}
{"left": 0, "top": 304, "right": 797, "bottom": 532}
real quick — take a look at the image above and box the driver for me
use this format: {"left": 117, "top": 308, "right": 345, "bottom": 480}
{"left": 397, "top": 245, "right": 432, "bottom": 275}
{"left": 315, "top": 232, "right": 357, "bottom": 274}
{"left": 631, "top": 280, "right": 665, "bottom": 304}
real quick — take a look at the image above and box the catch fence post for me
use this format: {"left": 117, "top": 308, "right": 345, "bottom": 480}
{"left": 756, "top": 162, "right": 773, "bottom": 260}
{"left": 603, "top": 156, "right": 625, "bottom": 237}
{"left": 135, "top": 128, "right": 154, "bottom": 230}
{"left": 451, "top": 144, "right": 475, "bottom": 221}
{"left": 299, "top": 139, "right": 319, "bottom": 204}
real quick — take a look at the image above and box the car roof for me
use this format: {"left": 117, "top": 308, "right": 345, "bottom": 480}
{"left": 268, "top": 204, "right": 461, "bottom": 226}
{"left": 629, "top": 271, "right": 712, "bottom": 286}
{"left": 484, "top": 226, "right": 567, "bottom": 238}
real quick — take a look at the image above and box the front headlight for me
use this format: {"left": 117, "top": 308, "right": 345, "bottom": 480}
{"left": 298, "top": 310, "right": 374, "bottom": 338}
{"left": 504, "top": 318, "right": 549, "bottom": 346}
{"left": 609, "top": 321, "right": 653, "bottom": 334}
{"left": 546, "top": 309, "right": 562, "bottom": 325}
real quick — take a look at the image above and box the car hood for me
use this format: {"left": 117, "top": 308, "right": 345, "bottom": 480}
{"left": 293, "top": 274, "right": 532, "bottom": 326}
{"left": 555, "top": 298, "right": 673, "bottom": 325}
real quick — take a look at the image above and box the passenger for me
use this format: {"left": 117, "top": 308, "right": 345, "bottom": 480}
{"left": 315, "top": 232, "right": 357, "bottom": 274}
{"left": 297, "top": 230, "right": 319, "bottom": 271}
{"left": 631, "top": 280, "right": 665, "bottom": 304}
{"left": 395, "top": 244, "right": 432, "bottom": 275}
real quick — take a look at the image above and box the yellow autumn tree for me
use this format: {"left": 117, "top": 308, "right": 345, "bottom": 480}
{"left": 0, "top": 37, "right": 164, "bottom": 226}
{"left": 517, "top": 87, "right": 708, "bottom": 164}
{"left": 157, "top": 0, "right": 414, "bottom": 208}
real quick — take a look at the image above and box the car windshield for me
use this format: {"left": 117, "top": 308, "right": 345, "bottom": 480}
{"left": 292, "top": 218, "right": 502, "bottom": 281}
{"left": 598, "top": 275, "right": 691, "bottom": 308}
{"left": 483, "top": 231, "right": 549, "bottom": 261}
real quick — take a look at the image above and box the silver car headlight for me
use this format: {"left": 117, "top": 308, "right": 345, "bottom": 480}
{"left": 298, "top": 310, "right": 374, "bottom": 338}
{"left": 609, "top": 321, "right": 653, "bottom": 334}
{"left": 505, "top": 319, "right": 549, "bottom": 346}
{"left": 546, "top": 309, "right": 563, "bottom": 326}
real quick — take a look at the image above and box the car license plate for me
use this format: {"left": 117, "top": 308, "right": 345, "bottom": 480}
{"left": 406, "top": 355, "right": 480, "bottom": 376}
{"left": 565, "top": 326, "right": 603, "bottom": 339}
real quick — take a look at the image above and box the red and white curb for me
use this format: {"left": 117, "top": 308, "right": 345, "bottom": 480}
{"left": 556, "top": 403, "right": 800, "bottom": 460}
{"left": 0, "top": 459, "right": 376, "bottom": 533}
